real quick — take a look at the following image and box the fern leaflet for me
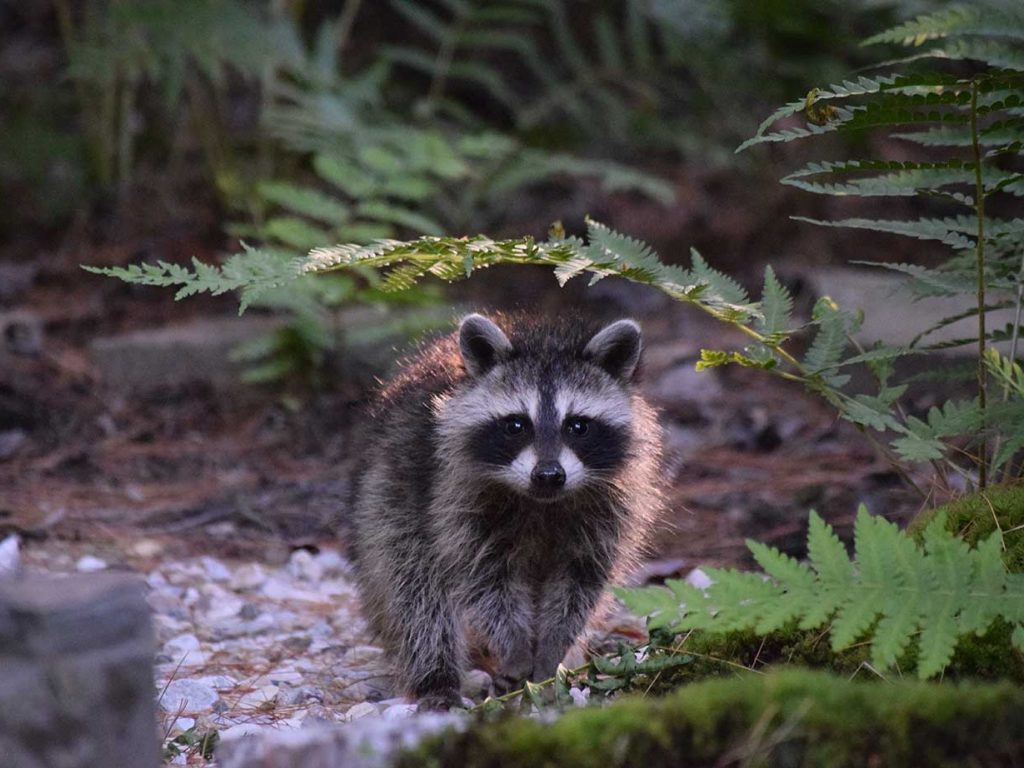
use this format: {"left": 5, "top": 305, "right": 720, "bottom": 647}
{"left": 616, "top": 507, "right": 1024, "bottom": 680}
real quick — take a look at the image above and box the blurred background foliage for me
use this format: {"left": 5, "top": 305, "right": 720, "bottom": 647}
{"left": 2, "top": 0, "right": 947, "bottom": 234}
{"left": 0, "top": 0, "right": 949, "bottom": 383}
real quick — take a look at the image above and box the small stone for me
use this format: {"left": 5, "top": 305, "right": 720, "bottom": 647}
{"left": 218, "top": 723, "right": 267, "bottom": 741}
{"left": 200, "top": 556, "right": 232, "bottom": 582}
{"left": 313, "top": 549, "right": 350, "bottom": 577}
{"left": 382, "top": 703, "right": 417, "bottom": 720}
{"left": 203, "top": 593, "right": 245, "bottom": 623}
{"left": 0, "top": 429, "right": 27, "bottom": 461}
{"left": 75, "top": 555, "right": 108, "bottom": 573}
{"left": 194, "top": 675, "right": 237, "bottom": 690}
{"left": 686, "top": 567, "right": 713, "bottom": 590}
{"left": 0, "top": 534, "right": 20, "bottom": 577}
{"left": 164, "top": 633, "right": 208, "bottom": 666}
{"left": 230, "top": 563, "right": 267, "bottom": 591}
{"left": 344, "top": 702, "right": 379, "bottom": 721}
{"left": 160, "top": 679, "right": 218, "bottom": 713}
{"left": 238, "top": 602, "right": 261, "bottom": 620}
{"left": 166, "top": 715, "right": 195, "bottom": 734}
{"left": 152, "top": 614, "right": 191, "bottom": 639}
{"left": 131, "top": 539, "right": 163, "bottom": 558}
{"left": 1, "top": 310, "right": 43, "bottom": 356}
{"left": 260, "top": 575, "right": 332, "bottom": 604}
{"left": 236, "top": 684, "right": 279, "bottom": 710}
{"left": 286, "top": 549, "right": 322, "bottom": 583}
{"left": 461, "top": 669, "right": 492, "bottom": 700}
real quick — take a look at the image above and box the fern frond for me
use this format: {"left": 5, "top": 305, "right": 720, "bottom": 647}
{"left": 795, "top": 217, "right": 976, "bottom": 250}
{"left": 689, "top": 249, "right": 749, "bottom": 306}
{"left": 863, "top": 5, "right": 1024, "bottom": 47}
{"left": 781, "top": 160, "right": 1000, "bottom": 197}
{"left": 756, "top": 265, "right": 794, "bottom": 336}
{"left": 85, "top": 247, "right": 304, "bottom": 313}
{"left": 803, "top": 298, "right": 850, "bottom": 375}
{"left": 617, "top": 507, "right": 1024, "bottom": 680}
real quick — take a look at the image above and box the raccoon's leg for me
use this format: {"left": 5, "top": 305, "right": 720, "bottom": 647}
{"left": 389, "top": 562, "right": 466, "bottom": 711}
{"left": 531, "top": 557, "right": 611, "bottom": 681}
{"left": 463, "top": 558, "right": 535, "bottom": 694}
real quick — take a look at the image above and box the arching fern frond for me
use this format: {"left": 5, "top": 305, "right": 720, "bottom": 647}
{"left": 863, "top": 4, "right": 1024, "bottom": 47}
{"left": 615, "top": 507, "right": 1024, "bottom": 680}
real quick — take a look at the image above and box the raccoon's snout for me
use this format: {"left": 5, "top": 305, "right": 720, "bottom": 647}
{"left": 531, "top": 460, "right": 566, "bottom": 491}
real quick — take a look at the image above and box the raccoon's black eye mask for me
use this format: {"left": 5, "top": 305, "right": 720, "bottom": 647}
{"left": 469, "top": 415, "right": 533, "bottom": 466}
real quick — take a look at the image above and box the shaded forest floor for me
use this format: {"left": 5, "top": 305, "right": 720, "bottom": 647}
{"left": 0, "top": 172, "right": 933, "bottom": 577}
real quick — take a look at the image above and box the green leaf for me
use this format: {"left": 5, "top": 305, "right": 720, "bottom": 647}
{"left": 757, "top": 265, "right": 794, "bottom": 335}
{"left": 803, "top": 298, "right": 848, "bottom": 374}
{"left": 620, "top": 506, "right": 1024, "bottom": 680}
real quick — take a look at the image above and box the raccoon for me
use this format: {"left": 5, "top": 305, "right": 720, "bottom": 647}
{"left": 349, "top": 313, "right": 663, "bottom": 710}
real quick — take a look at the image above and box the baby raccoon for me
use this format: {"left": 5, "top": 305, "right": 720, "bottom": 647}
{"left": 349, "top": 313, "right": 662, "bottom": 710}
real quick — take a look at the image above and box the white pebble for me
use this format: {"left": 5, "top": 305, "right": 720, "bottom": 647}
{"left": 75, "top": 555, "right": 107, "bottom": 572}
{"left": 160, "top": 679, "right": 218, "bottom": 712}
{"left": 218, "top": 723, "right": 267, "bottom": 741}
{"left": 382, "top": 703, "right": 417, "bottom": 720}
{"left": 166, "top": 715, "right": 195, "bottom": 733}
{"left": 0, "top": 534, "right": 20, "bottom": 577}
{"left": 312, "top": 549, "right": 350, "bottom": 576}
{"left": 164, "top": 633, "right": 208, "bottom": 666}
{"left": 286, "top": 550, "right": 323, "bottom": 583}
{"left": 200, "top": 556, "right": 232, "bottom": 582}
{"left": 230, "top": 563, "right": 267, "bottom": 591}
{"left": 685, "top": 567, "right": 713, "bottom": 590}
{"left": 345, "top": 702, "right": 379, "bottom": 720}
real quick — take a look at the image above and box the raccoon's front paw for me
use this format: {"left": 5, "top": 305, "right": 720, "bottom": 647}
{"left": 492, "top": 671, "right": 527, "bottom": 696}
{"left": 416, "top": 690, "right": 465, "bottom": 712}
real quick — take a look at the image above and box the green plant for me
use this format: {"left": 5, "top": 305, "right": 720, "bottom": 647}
{"left": 737, "top": 1, "right": 1024, "bottom": 486}
{"left": 617, "top": 506, "right": 1024, "bottom": 681}
{"left": 384, "top": 0, "right": 682, "bottom": 148}
{"left": 55, "top": 0, "right": 303, "bottom": 196}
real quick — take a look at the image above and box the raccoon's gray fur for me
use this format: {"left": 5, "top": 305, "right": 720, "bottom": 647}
{"left": 349, "top": 313, "right": 663, "bottom": 709}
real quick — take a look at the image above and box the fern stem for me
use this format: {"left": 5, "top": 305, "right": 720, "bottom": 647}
{"left": 998, "top": 249, "right": 1024, "bottom": 482}
{"left": 335, "top": 0, "right": 364, "bottom": 62}
{"left": 970, "top": 80, "right": 988, "bottom": 489}
{"left": 425, "top": 3, "right": 469, "bottom": 117}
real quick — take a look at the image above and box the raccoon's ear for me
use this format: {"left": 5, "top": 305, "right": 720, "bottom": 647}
{"left": 585, "top": 319, "right": 642, "bottom": 382}
{"left": 459, "top": 314, "right": 513, "bottom": 377}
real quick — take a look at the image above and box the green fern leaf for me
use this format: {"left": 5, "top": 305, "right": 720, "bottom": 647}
{"left": 621, "top": 505, "right": 1024, "bottom": 679}
{"left": 258, "top": 182, "right": 350, "bottom": 225}
{"left": 689, "top": 249, "right": 748, "bottom": 306}
{"left": 863, "top": 5, "right": 1024, "bottom": 47}
{"left": 799, "top": 217, "right": 976, "bottom": 249}
{"left": 756, "top": 265, "right": 794, "bottom": 335}
{"left": 782, "top": 159, "right": 983, "bottom": 197}
{"left": 803, "top": 298, "right": 848, "bottom": 375}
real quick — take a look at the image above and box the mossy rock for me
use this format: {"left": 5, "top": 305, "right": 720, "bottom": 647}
{"left": 909, "top": 482, "right": 1024, "bottom": 572}
{"left": 400, "top": 669, "right": 1024, "bottom": 768}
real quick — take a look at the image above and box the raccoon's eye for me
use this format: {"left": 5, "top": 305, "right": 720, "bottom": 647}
{"left": 504, "top": 416, "right": 527, "bottom": 436}
{"left": 565, "top": 417, "right": 590, "bottom": 437}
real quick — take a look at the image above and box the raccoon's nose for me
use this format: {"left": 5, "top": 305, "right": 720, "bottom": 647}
{"left": 531, "top": 461, "right": 566, "bottom": 489}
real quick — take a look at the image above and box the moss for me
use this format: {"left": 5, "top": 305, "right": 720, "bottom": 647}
{"left": 909, "top": 482, "right": 1024, "bottom": 573}
{"left": 642, "top": 626, "right": 869, "bottom": 693}
{"left": 398, "top": 669, "right": 1024, "bottom": 768}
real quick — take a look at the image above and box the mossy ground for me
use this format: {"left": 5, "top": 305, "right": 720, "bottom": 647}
{"left": 909, "top": 482, "right": 1024, "bottom": 573}
{"left": 400, "top": 669, "right": 1024, "bottom": 768}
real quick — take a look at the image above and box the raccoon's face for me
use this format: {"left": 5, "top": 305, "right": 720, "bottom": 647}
{"left": 435, "top": 314, "right": 642, "bottom": 503}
